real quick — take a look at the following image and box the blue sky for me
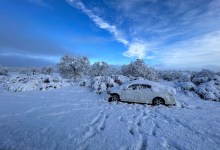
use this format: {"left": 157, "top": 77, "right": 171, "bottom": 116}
{"left": 0, "top": 0, "right": 220, "bottom": 71}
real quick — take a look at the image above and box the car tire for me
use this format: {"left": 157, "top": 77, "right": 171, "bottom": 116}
{"left": 153, "top": 97, "right": 165, "bottom": 106}
{"left": 108, "top": 94, "right": 120, "bottom": 102}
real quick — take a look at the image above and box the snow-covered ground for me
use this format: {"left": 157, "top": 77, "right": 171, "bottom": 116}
{"left": 0, "top": 84, "right": 220, "bottom": 150}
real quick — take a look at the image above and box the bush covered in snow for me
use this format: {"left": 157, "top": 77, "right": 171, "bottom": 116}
{"left": 58, "top": 55, "right": 90, "bottom": 78}
{"left": 174, "top": 75, "right": 220, "bottom": 102}
{"left": 121, "top": 59, "right": 157, "bottom": 80}
{"left": 174, "top": 82, "right": 196, "bottom": 92}
{"left": 0, "top": 65, "right": 9, "bottom": 76}
{"left": 18, "top": 67, "right": 41, "bottom": 75}
{"left": 195, "top": 76, "right": 220, "bottom": 101}
{"left": 79, "top": 75, "right": 130, "bottom": 94}
{"left": 178, "top": 73, "right": 192, "bottom": 82}
{"left": 90, "top": 61, "right": 109, "bottom": 76}
{"left": 192, "top": 77, "right": 209, "bottom": 85}
{"left": 3, "top": 74, "right": 71, "bottom": 92}
{"left": 41, "top": 66, "right": 54, "bottom": 75}
{"left": 192, "top": 69, "right": 216, "bottom": 79}
{"left": 158, "top": 70, "right": 182, "bottom": 81}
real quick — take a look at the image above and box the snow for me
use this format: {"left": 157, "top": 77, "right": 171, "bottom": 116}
{"left": 0, "top": 82, "right": 220, "bottom": 150}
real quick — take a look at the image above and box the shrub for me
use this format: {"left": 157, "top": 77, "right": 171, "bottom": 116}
{"left": 3, "top": 74, "right": 71, "bottom": 92}
{"left": 195, "top": 80, "right": 220, "bottom": 101}
{"left": 174, "top": 82, "right": 196, "bottom": 91}
{"left": 42, "top": 67, "right": 54, "bottom": 75}
{"left": 158, "top": 70, "right": 182, "bottom": 81}
{"left": 0, "top": 65, "right": 8, "bottom": 76}
{"left": 192, "top": 69, "right": 215, "bottom": 78}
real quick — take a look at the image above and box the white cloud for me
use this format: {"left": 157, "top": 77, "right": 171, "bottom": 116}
{"left": 67, "top": 0, "right": 129, "bottom": 45}
{"left": 123, "top": 42, "right": 149, "bottom": 59}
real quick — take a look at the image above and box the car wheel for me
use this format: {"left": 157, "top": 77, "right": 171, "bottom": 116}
{"left": 108, "top": 94, "right": 120, "bottom": 102}
{"left": 153, "top": 97, "right": 165, "bottom": 106}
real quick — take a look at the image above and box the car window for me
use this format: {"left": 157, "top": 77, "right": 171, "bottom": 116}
{"left": 127, "top": 84, "right": 143, "bottom": 90}
{"left": 142, "top": 84, "right": 151, "bottom": 89}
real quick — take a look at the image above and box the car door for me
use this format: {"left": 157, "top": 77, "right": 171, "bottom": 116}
{"left": 136, "top": 84, "right": 154, "bottom": 103}
{"left": 121, "top": 84, "right": 140, "bottom": 102}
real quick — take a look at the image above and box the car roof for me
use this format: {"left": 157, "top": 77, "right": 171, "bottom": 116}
{"left": 122, "top": 79, "right": 160, "bottom": 88}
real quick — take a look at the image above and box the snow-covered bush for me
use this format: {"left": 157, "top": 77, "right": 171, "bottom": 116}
{"left": 30, "top": 68, "right": 39, "bottom": 75}
{"left": 18, "top": 67, "right": 40, "bottom": 75}
{"left": 158, "top": 70, "right": 182, "bottom": 81}
{"left": 192, "top": 77, "right": 209, "bottom": 85}
{"left": 90, "top": 61, "right": 109, "bottom": 76}
{"left": 174, "top": 75, "right": 220, "bottom": 102}
{"left": 121, "top": 59, "right": 157, "bottom": 80}
{"left": 19, "top": 68, "right": 29, "bottom": 74}
{"left": 79, "top": 75, "right": 130, "bottom": 94}
{"left": 195, "top": 79, "right": 220, "bottom": 101}
{"left": 174, "top": 82, "right": 196, "bottom": 92}
{"left": 192, "top": 69, "right": 215, "bottom": 79}
{"left": 3, "top": 74, "right": 71, "bottom": 92}
{"left": 112, "top": 75, "right": 130, "bottom": 85}
{"left": 41, "top": 66, "right": 54, "bottom": 75}
{"left": 58, "top": 55, "right": 90, "bottom": 78}
{"left": 91, "top": 77, "right": 107, "bottom": 94}
{"left": 79, "top": 78, "right": 92, "bottom": 88}
{"left": 90, "top": 76, "right": 120, "bottom": 94}
{"left": 178, "top": 73, "right": 192, "bottom": 82}
{"left": 0, "top": 65, "right": 8, "bottom": 76}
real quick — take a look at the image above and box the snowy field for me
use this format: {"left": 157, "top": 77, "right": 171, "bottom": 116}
{"left": 0, "top": 84, "right": 220, "bottom": 150}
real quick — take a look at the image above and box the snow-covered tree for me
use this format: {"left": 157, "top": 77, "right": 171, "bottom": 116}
{"left": 0, "top": 65, "right": 8, "bottom": 76}
{"left": 90, "top": 61, "right": 109, "bottom": 76}
{"left": 158, "top": 70, "right": 182, "bottom": 81}
{"left": 121, "top": 59, "right": 157, "bottom": 80}
{"left": 108, "top": 66, "right": 122, "bottom": 76}
{"left": 41, "top": 66, "right": 54, "bottom": 75}
{"left": 58, "top": 55, "right": 90, "bottom": 78}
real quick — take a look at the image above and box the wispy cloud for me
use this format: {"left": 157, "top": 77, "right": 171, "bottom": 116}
{"left": 67, "top": 0, "right": 220, "bottom": 70}
{"left": 66, "top": 0, "right": 151, "bottom": 59}
{"left": 67, "top": 0, "right": 128, "bottom": 45}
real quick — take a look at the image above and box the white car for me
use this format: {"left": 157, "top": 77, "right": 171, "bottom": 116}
{"left": 106, "top": 80, "right": 176, "bottom": 106}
